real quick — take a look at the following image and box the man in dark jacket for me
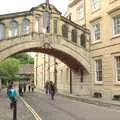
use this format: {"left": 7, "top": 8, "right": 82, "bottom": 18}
{"left": 49, "top": 81, "right": 56, "bottom": 100}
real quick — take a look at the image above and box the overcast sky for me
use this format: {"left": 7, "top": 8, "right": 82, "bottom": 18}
{"left": 0, "top": 0, "right": 68, "bottom": 15}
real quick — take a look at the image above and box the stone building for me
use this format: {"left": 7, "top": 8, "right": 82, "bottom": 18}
{"left": 35, "top": 0, "right": 120, "bottom": 99}
{"left": 0, "top": 0, "right": 120, "bottom": 100}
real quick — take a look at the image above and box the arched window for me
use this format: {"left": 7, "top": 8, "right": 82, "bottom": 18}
{"left": 10, "top": 20, "right": 18, "bottom": 37}
{"left": 43, "top": 11, "right": 50, "bottom": 33}
{"left": 71, "top": 29, "right": 77, "bottom": 43}
{"left": 23, "top": 19, "right": 30, "bottom": 34}
{"left": 62, "top": 24, "right": 68, "bottom": 38}
{"left": 80, "top": 34, "right": 86, "bottom": 48}
{"left": 0, "top": 23, "right": 5, "bottom": 40}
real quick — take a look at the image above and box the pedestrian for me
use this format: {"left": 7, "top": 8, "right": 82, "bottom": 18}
{"left": 44, "top": 81, "right": 49, "bottom": 94}
{"left": 28, "top": 84, "right": 31, "bottom": 92}
{"left": 31, "top": 81, "right": 35, "bottom": 92}
{"left": 7, "top": 81, "right": 17, "bottom": 109}
{"left": 49, "top": 81, "right": 56, "bottom": 100}
{"left": 23, "top": 82, "right": 26, "bottom": 93}
{"left": 19, "top": 82, "right": 23, "bottom": 96}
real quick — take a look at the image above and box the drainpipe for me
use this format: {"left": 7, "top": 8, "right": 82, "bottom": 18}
{"left": 44, "top": 54, "right": 46, "bottom": 87}
{"left": 84, "top": 0, "right": 86, "bottom": 27}
{"left": 36, "top": 54, "right": 38, "bottom": 86}
{"left": 70, "top": 69, "right": 72, "bottom": 94}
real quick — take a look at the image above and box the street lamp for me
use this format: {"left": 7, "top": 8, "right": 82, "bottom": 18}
{"left": 54, "top": 58, "right": 58, "bottom": 87}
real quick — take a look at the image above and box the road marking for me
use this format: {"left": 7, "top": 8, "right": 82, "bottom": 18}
{"left": 20, "top": 97, "right": 42, "bottom": 120}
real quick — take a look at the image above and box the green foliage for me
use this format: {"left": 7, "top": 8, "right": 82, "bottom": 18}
{"left": 0, "top": 58, "right": 20, "bottom": 84}
{"left": 11, "top": 53, "right": 34, "bottom": 64}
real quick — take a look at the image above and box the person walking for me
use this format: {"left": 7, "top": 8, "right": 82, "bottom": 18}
{"left": 31, "top": 81, "right": 35, "bottom": 92}
{"left": 28, "top": 84, "right": 31, "bottom": 92}
{"left": 23, "top": 82, "right": 26, "bottom": 93}
{"left": 44, "top": 81, "right": 49, "bottom": 94}
{"left": 7, "top": 81, "right": 17, "bottom": 109}
{"left": 49, "top": 81, "right": 56, "bottom": 100}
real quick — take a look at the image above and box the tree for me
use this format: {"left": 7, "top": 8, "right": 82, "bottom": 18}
{"left": 11, "top": 53, "right": 34, "bottom": 64}
{"left": 0, "top": 58, "right": 20, "bottom": 84}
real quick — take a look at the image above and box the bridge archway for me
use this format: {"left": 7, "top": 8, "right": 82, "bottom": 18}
{"left": 0, "top": 33, "right": 90, "bottom": 72}
{"left": 0, "top": 2, "right": 90, "bottom": 73}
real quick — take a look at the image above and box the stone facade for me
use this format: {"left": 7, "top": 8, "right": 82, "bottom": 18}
{"left": 0, "top": 2, "right": 90, "bottom": 96}
{"left": 35, "top": 0, "right": 120, "bottom": 99}
{"left": 64, "top": 0, "right": 120, "bottom": 99}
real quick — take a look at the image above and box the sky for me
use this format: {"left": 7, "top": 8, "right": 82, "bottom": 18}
{"left": 0, "top": 0, "right": 68, "bottom": 15}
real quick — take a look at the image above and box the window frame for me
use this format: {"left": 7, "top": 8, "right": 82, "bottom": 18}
{"left": 112, "top": 14, "right": 120, "bottom": 37}
{"left": 0, "top": 23, "right": 5, "bottom": 40}
{"left": 76, "top": 1, "right": 84, "bottom": 19}
{"left": 92, "top": 22, "right": 101, "bottom": 42}
{"left": 71, "top": 29, "right": 77, "bottom": 43}
{"left": 23, "top": 18, "right": 30, "bottom": 34}
{"left": 94, "top": 58, "right": 103, "bottom": 84}
{"left": 10, "top": 20, "right": 18, "bottom": 37}
{"left": 115, "top": 56, "right": 120, "bottom": 84}
{"left": 91, "top": 0, "right": 100, "bottom": 12}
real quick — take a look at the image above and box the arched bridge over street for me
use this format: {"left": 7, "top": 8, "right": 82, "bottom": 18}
{"left": 0, "top": 3, "right": 90, "bottom": 72}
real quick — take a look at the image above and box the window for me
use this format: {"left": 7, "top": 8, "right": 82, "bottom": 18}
{"left": 95, "top": 59, "right": 102, "bottom": 82}
{"left": 91, "top": 0, "right": 100, "bottom": 11}
{"left": 43, "top": 11, "right": 50, "bottom": 33}
{"left": 77, "top": 3, "right": 84, "bottom": 19}
{"left": 112, "top": 15, "right": 120, "bottom": 36}
{"left": 93, "top": 23, "right": 100, "bottom": 41}
{"left": 80, "top": 34, "right": 86, "bottom": 48}
{"left": 71, "top": 29, "right": 77, "bottom": 43}
{"left": 54, "top": 19, "right": 57, "bottom": 34}
{"left": 0, "top": 24, "right": 5, "bottom": 40}
{"left": 67, "top": 14, "right": 71, "bottom": 20}
{"left": 115, "top": 56, "right": 120, "bottom": 81}
{"left": 10, "top": 20, "right": 18, "bottom": 37}
{"left": 23, "top": 19, "right": 30, "bottom": 34}
{"left": 62, "top": 24, "right": 68, "bottom": 38}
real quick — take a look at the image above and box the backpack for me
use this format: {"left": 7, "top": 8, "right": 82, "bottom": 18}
{"left": 7, "top": 88, "right": 17, "bottom": 97}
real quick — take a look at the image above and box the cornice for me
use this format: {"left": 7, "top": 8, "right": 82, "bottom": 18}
{"left": 0, "top": 11, "right": 32, "bottom": 20}
{"left": 107, "top": 5, "right": 120, "bottom": 14}
{"left": 68, "top": 0, "right": 80, "bottom": 8}
{"left": 89, "top": 16, "right": 102, "bottom": 23}
{"left": 61, "top": 16, "right": 90, "bottom": 33}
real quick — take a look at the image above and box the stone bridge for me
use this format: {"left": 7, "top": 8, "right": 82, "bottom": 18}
{"left": 0, "top": 3, "right": 90, "bottom": 72}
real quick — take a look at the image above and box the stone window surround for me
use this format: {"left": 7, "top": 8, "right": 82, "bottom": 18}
{"left": 112, "top": 53, "right": 120, "bottom": 85}
{"left": 0, "top": 23, "right": 5, "bottom": 40}
{"left": 93, "top": 56, "right": 103, "bottom": 85}
{"left": 91, "top": 0, "right": 100, "bottom": 13}
{"left": 76, "top": 0, "right": 85, "bottom": 19}
{"left": 91, "top": 21, "right": 101, "bottom": 44}
{"left": 22, "top": 18, "right": 30, "bottom": 34}
{"left": 112, "top": 14, "right": 120, "bottom": 37}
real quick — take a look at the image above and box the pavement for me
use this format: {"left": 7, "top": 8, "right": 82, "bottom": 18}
{"left": 36, "top": 88, "right": 120, "bottom": 110}
{"left": 0, "top": 90, "right": 35, "bottom": 120}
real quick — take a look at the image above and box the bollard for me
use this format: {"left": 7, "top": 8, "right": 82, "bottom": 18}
{"left": 13, "top": 98, "right": 17, "bottom": 120}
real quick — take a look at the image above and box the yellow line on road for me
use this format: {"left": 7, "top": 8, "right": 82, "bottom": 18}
{"left": 20, "top": 97, "right": 42, "bottom": 120}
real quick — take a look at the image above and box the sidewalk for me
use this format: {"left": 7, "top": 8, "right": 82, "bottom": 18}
{"left": 36, "top": 88, "right": 120, "bottom": 110}
{"left": 58, "top": 92, "right": 120, "bottom": 110}
{"left": 0, "top": 90, "right": 34, "bottom": 120}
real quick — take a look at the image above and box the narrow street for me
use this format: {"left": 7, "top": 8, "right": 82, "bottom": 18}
{"left": 23, "top": 92, "right": 120, "bottom": 120}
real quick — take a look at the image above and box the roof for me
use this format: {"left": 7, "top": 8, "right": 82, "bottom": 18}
{"left": 19, "top": 64, "right": 34, "bottom": 75}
